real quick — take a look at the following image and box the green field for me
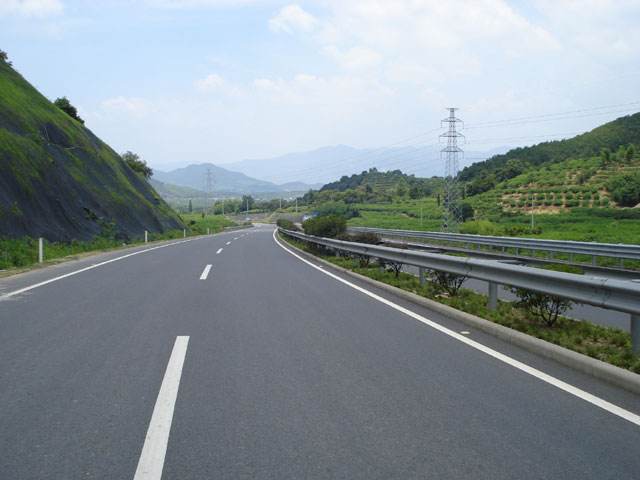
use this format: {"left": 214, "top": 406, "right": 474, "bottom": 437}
{"left": 341, "top": 199, "right": 640, "bottom": 244}
{"left": 346, "top": 198, "right": 443, "bottom": 231}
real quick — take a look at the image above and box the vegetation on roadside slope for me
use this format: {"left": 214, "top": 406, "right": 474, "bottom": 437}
{"left": 0, "top": 214, "right": 235, "bottom": 271}
{"left": 281, "top": 233, "right": 639, "bottom": 373}
{"left": 0, "top": 53, "right": 182, "bottom": 242}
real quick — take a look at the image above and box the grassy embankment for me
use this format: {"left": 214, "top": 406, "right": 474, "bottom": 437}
{"left": 0, "top": 214, "right": 235, "bottom": 272}
{"left": 280, "top": 233, "right": 640, "bottom": 373}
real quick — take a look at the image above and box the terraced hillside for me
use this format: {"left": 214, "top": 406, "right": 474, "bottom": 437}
{"left": 461, "top": 112, "right": 640, "bottom": 218}
{"left": 469, "top": 154, "right": 640, "bottom": 217}
{"left": 0, "top": 58, "right": 183, "bottom": 241}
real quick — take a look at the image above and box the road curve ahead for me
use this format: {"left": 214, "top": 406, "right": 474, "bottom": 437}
{"left": 0, "top": 225, "right": 639, "bottom": 479}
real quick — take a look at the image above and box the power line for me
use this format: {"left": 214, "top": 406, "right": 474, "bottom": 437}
{"left": 466, "top": 101, "right": 640, "bottom": 129}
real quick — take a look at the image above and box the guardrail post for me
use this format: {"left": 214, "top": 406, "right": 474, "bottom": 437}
{"left": 487, "top": 282, "right": 498, "bottom": 310}
{"left": 419, "top": 267, "right": 426, "bottom": 286}
{"left": 632, "top": 315, "right": 640, "bottom": 355}
{"left": 144, "top": 230, "right": 148, "bottom": 243}
{"left": 592, "top": 255, "right": 597, "bottom": 266}
{"left": 38, "top": 237, "right": 44, "bottom": 263}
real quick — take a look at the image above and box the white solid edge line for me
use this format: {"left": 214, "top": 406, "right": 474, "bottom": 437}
{"left": 134, "top": 336, "right": 189, "bottom": 480}
{"left": 216, "top": 248, "right": 223, "bottom": 254}
{"left": 1, "top": 237, "right": 206, "bottom": 300}
{"left": 272, "top": 230, "right": 640, "bottom": 427}
{"left": 199, "top": 264, "right": 212, "bottom": 280}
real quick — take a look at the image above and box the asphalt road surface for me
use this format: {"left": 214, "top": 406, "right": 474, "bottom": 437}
{"left": 1, "top": 225, "right": 639, "bottom": 479}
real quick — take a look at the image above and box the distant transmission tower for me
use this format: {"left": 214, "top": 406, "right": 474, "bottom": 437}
{"left": 440, "top": 107, "right": 464, "bottom": 231}
{"left": 204, "top": 167, "right": 214, "bottom": 215}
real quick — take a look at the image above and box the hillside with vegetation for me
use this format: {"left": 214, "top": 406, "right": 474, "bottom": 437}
{"left": 455, "top": 113, "right": 640, "bottom": 242}
{"left": 460, "top": 112, "right": 640, "bottom": 192}
{"left": 0, "top": 54, "right": 182, "bottom": 242}
{"left": 291, "top": 114, "right": 640, "bottom": 243}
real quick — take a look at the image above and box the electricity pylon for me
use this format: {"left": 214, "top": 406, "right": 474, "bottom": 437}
{"left": 440, "top": 108, "right": 464, "bottom": 232}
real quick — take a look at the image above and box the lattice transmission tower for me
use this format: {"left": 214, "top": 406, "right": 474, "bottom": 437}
{"left": 204, "top": 167, "right": 214, "bottom": 215}
{"left": 440, "top": 108, "right": 464, "bottom": 232}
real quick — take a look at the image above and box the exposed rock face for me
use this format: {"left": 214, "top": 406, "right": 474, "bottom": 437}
{"left": 0, "top": 62, "right": 183, "bottom": 241}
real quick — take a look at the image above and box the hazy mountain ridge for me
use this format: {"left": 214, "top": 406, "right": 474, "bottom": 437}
{"left": 223, "top": 144, "right": 508, "bottom": 185}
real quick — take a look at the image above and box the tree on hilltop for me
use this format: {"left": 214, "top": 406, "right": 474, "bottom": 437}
{"left": 54, "top": 96, "right": 84, "bottom": 124}
{"left": 122, "top": 151, "right": 153, "bottom": 179}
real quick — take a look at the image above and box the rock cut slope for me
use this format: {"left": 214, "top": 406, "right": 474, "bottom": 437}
{"left": 0, "top": 60, "right": 183, "bottom": 241}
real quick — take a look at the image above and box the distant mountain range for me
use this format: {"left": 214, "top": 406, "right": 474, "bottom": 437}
{"left": 223, "top": 144, "right": 509, "bottom": 185}
{"left": 152, "top": 143, "right": 508, "bottom": 198}
{"left": 152, "top": 163, "right": 322, "bottom": 197}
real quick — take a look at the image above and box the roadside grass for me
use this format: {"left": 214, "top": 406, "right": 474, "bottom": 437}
{"left": 280, "top": 233, "right": 640, "bottom": 374}
{"left": 0, "top": 214, "right": 236, "bottom": 271}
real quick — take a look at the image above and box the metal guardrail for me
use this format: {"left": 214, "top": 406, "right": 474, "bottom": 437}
{"left": 280, "top": 229, "right": 640, "bottom": 352}
{"left": 347, "top": 226, "right": 640, "bottom": 263}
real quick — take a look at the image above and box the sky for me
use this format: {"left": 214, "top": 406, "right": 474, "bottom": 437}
{"left": 1, "top": 0, "right": 639, "bottom": 171}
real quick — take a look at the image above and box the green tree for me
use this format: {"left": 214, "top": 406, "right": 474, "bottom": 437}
{"left": 302, "top": 215, "right": 346, "bottom": 238}
{"left": 188, "top": 199, "right": 193, "bottom": 212}
{"left": 0, "top": 49, "right": 11, "bottom": 66}
{"left": 600, "top": 148, "right": 611, "bottom": 166}
{"left": 607, "top": 172, "right": 640, "bottom": 207}
{"left": 241, "top": 195, "right": 254, "bottom": 212}
{"left": 53, "top": 96, "right": 84, "bottom": 124}
{"left": 626, "top": 145, "right": 636, "bottom": 162}
{"left": 121, "top": 151, "right": 153, "bottom": 178}
{"left": 459, "top": 202, "right": 474, "bottom": 221}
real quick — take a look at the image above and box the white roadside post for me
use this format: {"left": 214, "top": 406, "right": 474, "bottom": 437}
{"left": 183, "top": 229, "right": 186, "bottom": 238}
{"left": 207, "top": 228, "right": 210, "bottom": 235}
{"left": 145, "top": 230, "right": 148, "bottom": 243}
{"left": 38, "top": 237, "right": 44, "bottom": 263}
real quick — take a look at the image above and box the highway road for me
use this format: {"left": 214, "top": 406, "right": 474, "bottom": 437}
{"left": 0, "top": 224, "right": 639, "bottom": 479}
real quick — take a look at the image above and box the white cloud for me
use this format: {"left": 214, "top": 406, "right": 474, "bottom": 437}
{"left": 323, "top": 45, "right": 381, "bottom": 70}
{"left": 0, "top": 0, "right": 63, "bottom": 17}
{"left": 101, "top": 97, "right": 154, "bottom": 117}
{"left": 145, "top": 0, "right": 263, "bottom": 9}
{"left": 194, "top": 73, "right": 225, "bottom": 91}
{"left": 269, "top": 4, "right": 316, "bottom": 33}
